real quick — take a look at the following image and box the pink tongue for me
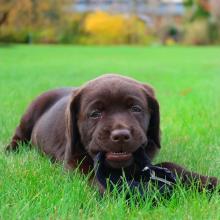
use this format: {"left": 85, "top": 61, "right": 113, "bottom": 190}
{"left": 106, "top": 152, "right": 132, "bottom": 161}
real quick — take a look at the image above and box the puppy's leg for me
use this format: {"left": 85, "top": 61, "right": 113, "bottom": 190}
{"left": 6, "top": 125, "right": 27, "bottom": 151}
{"left": 156, "top": 162, "right": 219, "bottom": 191}
{"left": 6, "top": 114, "right": 34, "bottom": 152}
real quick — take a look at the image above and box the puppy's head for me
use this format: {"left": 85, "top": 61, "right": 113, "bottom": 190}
{"left": 65, "top": 74, "right": 160, "bottom": 169}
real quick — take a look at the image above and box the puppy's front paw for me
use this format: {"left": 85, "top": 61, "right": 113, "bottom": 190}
{"left": 200, "top": 176, "right": 219, "bottom": 192}
{"left": 207, "top": 176, "right": 219, "bottom": 191}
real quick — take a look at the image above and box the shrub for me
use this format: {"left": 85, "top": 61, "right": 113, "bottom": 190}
{"left": 208, "top": 20, "right": 220, "bottom": 44}
{"left": 34, "top": 28, "right": 58, "bottom": 44}
{"left": 58, "top": 13, "right": 86, "bottom": 44}
{"left": 0, "top": 28, "right": 32, "bottom": 43}
{"left": 124, "top": 15, "right": 154, "bottom": 45}
{"left": 183, "top": 19, "right": 210, "bottom": 45}
{"left": 157, "top": 23, "right": 182, "bottom": 45}
{"left": 83, "top": 11, "right": 153, "bottom": 45}
{"left": 83, "top": 11, "right": 126, "bottom": 44}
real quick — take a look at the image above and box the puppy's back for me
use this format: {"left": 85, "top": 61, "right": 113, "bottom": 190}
{"left": 7, "top": 88, "right": 73, "bottom": 152}
{"left": 31, "top": 94, "right": 71, "bottom": 160}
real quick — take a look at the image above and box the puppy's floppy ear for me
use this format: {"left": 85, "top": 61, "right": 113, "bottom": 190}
{"left": 64, "top": 89, "right": 83, "bottom": 169}
{"left": 142, "top": 84, "right": 161, "bottom": 160}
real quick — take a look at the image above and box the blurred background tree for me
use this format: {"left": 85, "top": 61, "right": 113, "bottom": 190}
{"left": 0, "top": 0, "right": 13, "bottom": 26}
{"left": 0, "top": 0, "right": 72, "bottom": 43}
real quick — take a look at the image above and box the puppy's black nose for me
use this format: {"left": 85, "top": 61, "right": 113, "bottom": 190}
{"left": 111, "top": 129, "right": 131, "bottom": 143}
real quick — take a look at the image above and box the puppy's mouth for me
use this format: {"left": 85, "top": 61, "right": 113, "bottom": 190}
{"left": 105, "top": 152, "right": 132, "bottom": 161}
{"left": 104, "top": 151, "right": 133, "bottom": 168}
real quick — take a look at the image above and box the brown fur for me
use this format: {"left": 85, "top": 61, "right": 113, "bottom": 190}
{"left": 6, "top": 74, "right": 219, "bottom": 191}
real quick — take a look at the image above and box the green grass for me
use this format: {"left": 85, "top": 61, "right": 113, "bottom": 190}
{"left": 0, "top": 45, "right": 220, "bottom": 219}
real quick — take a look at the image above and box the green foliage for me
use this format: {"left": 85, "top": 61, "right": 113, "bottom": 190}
{"left": 0, "top": 28, "right": 29, "bottom": 43}
{"left": 0, "top": 45, "right": 220, "bottom": 219}
{"left": 58, "top": 13, "right": 87, "bottom": 44}
{"left": 192, "top": 4, "right": 209, "bottom": 20}
{"left": 184, "top": 0, "right": 209, "bottom": 20}
{"left": 183, "top": 0, "right": 194, "bottom": 7}
{"left": 208, "top": 21, "right": 220, "bottom": 44}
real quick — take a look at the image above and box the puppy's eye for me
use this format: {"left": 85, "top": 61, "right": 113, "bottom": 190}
{"left": 89, "top": 110, "right": 102, "bottom": 119}
{"left": 130, "top": 105, "right": 142, "bottom": 113}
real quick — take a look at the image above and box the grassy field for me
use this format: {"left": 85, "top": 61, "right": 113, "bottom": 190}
{"left": 0, "top": 45, "right": 220, "bottom": 219}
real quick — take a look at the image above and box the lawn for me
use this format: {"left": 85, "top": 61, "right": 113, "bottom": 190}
{"left": 0, "top": 45, "right": 220, "bottom": 219}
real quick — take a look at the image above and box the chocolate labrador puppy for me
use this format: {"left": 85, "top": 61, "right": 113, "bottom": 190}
{"left": 6, "top": 74, "right": 218, "bottom": 191}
